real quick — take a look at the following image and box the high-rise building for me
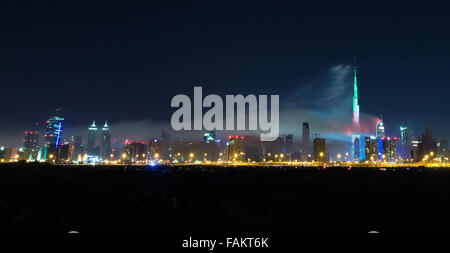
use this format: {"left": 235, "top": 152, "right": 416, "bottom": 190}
{"left": 87, "top": 121, "right": 98, "bottom": 155}
{"left": 58, "top": 144, "right": 75, "bottom": 163}
{"left": 376, "top": 119, "right": 385, "bottom": 139}
{"left": 99, "top": 121, "right": 111, "bottom": 159}
{"left": 226, "top": 136, "right": 244, "bottom": 162}
{"left": 301, "top": 122, "right": 311, "bottom": 160}
{"left": 44, "top": 108, "right": 64, "bottom": 147}
{"left": 43, "top": 108, "right": 64, "bottom": 161}
{"left": 71, "top": 135, "right": 84, "bottom": 163}
{"left": 123, "top": 141, "right": 147, "bottom": 163}
{"left": 313, "top": 137, "right": 326, "bottom": 162}
{"left": 382, "top": 137, "right": 397, "bottom": 162}
{"left": 23, "top": 122, "right": 40, "bottom": 160}
{"left": 411, "top": 140, "right": 421, "bottom": 162}
{"left": 416, "top": 127, "right": 437, "bottom": 161}
{"left": 397, "top": 126, "right": 410, "bottom": 160}
{"left": 400, "top": 126, "right": 408, "bottom": 145}
{"left": 302, "top": 122, "right": 310, "bottom": 147}
{"left": 149, "top": 138, "right": 164, "bottom": 160}
{"left": 438, "top": 138, "right": 448, "bottom": 158}
{"left": 351, "top": 60, "right": 361, "bottom": 160}
{"left": 365, "top": 136, "right": 378, "bottom": 161}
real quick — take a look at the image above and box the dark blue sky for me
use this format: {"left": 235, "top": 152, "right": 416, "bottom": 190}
{"left": 1, "top": 1, "right": 449, "bottom": 145}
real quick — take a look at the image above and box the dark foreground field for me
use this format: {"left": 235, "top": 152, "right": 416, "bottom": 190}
{"left": 0, "top": 163, "right": 449, "bottom": 232}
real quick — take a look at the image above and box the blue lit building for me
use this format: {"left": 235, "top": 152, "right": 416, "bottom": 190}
{"left": 43, "top": 108, "right": 64, "bottom": 160}
{"left": 44, "top": 108, "right": 64, "bottom": 146}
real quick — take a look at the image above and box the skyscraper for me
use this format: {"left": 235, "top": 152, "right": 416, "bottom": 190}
{"left": 313, "top": 137, "right": 326, "bottom": 162}
{"left": 87, "top": 121, "right": 98, "bottom": 155}
{"left": 351, "top": 60, "right": 361, "bottom": 160}
{"left": 71, "top": 135, "right": 84, "bottom": 162}
{"left": 400, "top": 126, "right": 408, "bottom": 145}
{"left": 43, "top": 108, "right": 64, "bottom": 160}
{"left": 398, "top": 126, "right": 409, "bottom": 159}
{"left": 365, "top": 136, "right": 378, "bottom": 162}
{"left": 44, "top": 108, "right": 64, "bottom": 146}
{"left": 302, "top": 122, "right": 310, "bottom": 147}
{"left": 382, "top": 137, "right": 397, "bottom": 162}
{"left": 417, "top": 127, "right": 437, "bottom": 161}
{"left": 376, "top": 119, "right": 385, "bottom": 139}
{"left": 100, "top": 121, "right": 111, "bottom": 159}
{"left": 23, "top": 122, "right": 40, "bottom": 160}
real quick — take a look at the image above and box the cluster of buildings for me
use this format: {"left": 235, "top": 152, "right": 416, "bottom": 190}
{"left": 0, "top": 107, "right": 448, "bottom": 165}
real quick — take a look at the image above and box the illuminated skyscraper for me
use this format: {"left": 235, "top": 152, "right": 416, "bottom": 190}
{"left": 23, "top": 122, "right": 40, "bottom": 160}
{"left": 100, "top": 121, "right": 111, "bottom": 159}
{"left": 351, "top": 60, "right": 361, "bottom": 160}
{"left": 398, "top": 125, "right": 410, "bottom": 160}
{"left": 382, "top": 137, "right": 397, "bottom": 162}
{"left": 43, "top": 108, "right": 64, "bottom": 160}
{"left": 87, "top": 121, "right": 98, "bottom": 155}
{"left": 313, "top": 137, "right": 326, "bottom": 162}
{"left": 400, "top": 126, "right": 408, "bottom": 145}
{"left": 376, "top": 119, "right": 385, "bottom": 139}
{"left": 365, "top": 136, "right": 378, "bottom": 162}
{"left": 44, "top": 108, "right": 64, "bottom": 146}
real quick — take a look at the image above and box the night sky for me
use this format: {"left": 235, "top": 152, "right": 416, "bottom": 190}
{"left": 1, "top": 1, "right": 450, "bottom": 146}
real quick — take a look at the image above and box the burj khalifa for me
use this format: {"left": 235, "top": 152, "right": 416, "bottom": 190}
{"left": 351, "top": 62, "right": 361, "bottom": 160}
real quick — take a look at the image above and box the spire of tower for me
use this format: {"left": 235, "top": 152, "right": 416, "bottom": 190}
{"left": 353, "top": 57, "right": 358, "bottom": 101}
{"left": 102, "top": 120, "right": 110, "bottom": 131}
{"left": 89, "top": 120, "right": 98, "bottom": 131}
{"left": 352, "top": 57, "right": 360, "bottom": 127}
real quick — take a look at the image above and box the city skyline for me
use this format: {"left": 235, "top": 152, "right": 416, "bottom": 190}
{"left": 1, "top": 2, "right": 450, "bottom": 146}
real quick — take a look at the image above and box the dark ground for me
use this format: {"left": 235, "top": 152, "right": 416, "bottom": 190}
{"left": 0, "top": 163, "right": 449, "bottom": 232}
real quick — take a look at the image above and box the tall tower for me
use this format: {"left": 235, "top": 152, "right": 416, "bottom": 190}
{"left": 376, "top": 117, "right": 385, "bottom": 139}
{"left": 302, "top": 122, "right": 310, "bottom": 147}
{"left": 351, "top": 59, "right": 361, "bottom": 160}
{"left": 400, "top": 126, "right": 408, "bottom": 145}
{"left": 44, "top": 108, "right": 65, "bottom": 146}
{"left": 100, "top": 121, "right": 111, "bottom": 159}
{"left": 23, "top": 122, "right": 40, "bottom": 160}
{"left": 87, "top": 121, "right": 98, "bottom": 155}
